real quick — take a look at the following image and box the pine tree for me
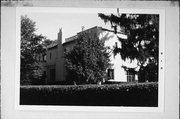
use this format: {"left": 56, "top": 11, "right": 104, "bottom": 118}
{"left": 98, "top": 10, "right": 159, "bottom": 82}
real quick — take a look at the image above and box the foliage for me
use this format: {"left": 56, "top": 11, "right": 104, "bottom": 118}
{"left": 64, "top": 32, "right": 111, "bottom": 84}
{"left": 98, "top": 11, "right": 159, "bottom": 82}
{"left": 21, "top": 15, "right": 46, "bottom": 85}
{"left": 42, "top": 39, "right": 54, "bottom": 47}
{"left": 138, "top": 61, "right": 158, "bottom": 82}
{"left": 20, "top": 82, "right": 158, "bottom": 106}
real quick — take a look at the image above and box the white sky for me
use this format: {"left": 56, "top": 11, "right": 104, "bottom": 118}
{"left": 23, "top": 12, "right": 114, "bottom": 43}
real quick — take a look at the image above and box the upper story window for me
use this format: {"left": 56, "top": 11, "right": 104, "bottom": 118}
{"left": 50, "top": 52, "right": 52, "bottom": 60}
{"left": 115, "top": 42, "right": 118, "bottom": 48}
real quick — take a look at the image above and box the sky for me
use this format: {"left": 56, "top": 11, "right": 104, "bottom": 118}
{"left": 23, "top": 12, "right": 114, "bottom": 43}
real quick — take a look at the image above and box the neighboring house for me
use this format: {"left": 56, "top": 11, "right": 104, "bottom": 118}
{"left": 45, "top": 26, "right": 139, "bottom": 84}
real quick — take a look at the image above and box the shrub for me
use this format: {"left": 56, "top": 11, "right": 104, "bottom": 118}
{"left": 20, "top": 82, "right": 158, "bottom": 106}
{"left": 64, "top": 32, "right": 111, "bottom": 84}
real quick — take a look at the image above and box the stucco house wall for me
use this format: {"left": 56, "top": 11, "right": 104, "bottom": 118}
{"left": 100, "top": 31, "right": 138, "bottom": 82}
{"left": 45, "top": 26, "right": 138, "bottom": 83}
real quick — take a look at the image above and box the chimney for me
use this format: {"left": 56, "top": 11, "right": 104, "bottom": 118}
{"left": 58, "top": 28, "right": 62, "bottom": 43}
{"left": 56, "top": 27, "right": 65, "bottom": 81}
{"left": 57, "top": 27, "right": 63, "bottom": 59}
{"left": 81, "top": 26, "right": 85, "bottom": 31}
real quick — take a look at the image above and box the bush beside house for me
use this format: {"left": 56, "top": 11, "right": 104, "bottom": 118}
{"left": 64, "top": 32, "right": 111, "bottom": 84}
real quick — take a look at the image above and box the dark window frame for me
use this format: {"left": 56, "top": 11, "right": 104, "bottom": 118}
{"left": 107, "top": 68, "right": 114, "bottom": 79}
{"left": 126, "top": 70, "right": 135, "bottom": 82}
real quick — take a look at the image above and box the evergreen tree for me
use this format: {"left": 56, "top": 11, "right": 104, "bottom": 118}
{"left": 64, "top": 32, "right": 111, "bottom": 84}
{"left": 21, "top": 15, "right": 46, "bottom": 85}
{"left": 98, "top": 10, "right": 159, "bottom": 82}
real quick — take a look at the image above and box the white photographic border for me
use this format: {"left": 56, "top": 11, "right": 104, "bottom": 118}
{"left": 15, "top": 7, "right": 165, "bottom": 112}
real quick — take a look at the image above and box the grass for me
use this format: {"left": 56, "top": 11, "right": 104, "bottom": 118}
{"left": 20, "top": 82, "right": 158, "bottom": 107}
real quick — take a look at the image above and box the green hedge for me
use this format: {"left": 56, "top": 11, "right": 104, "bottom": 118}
{"left": 20, "top": 82, "right": 158, "bottom": 106}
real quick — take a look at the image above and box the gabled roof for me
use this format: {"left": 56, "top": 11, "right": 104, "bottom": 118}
{"left": 62, "top": 26, "right": 102, "bottom": 46}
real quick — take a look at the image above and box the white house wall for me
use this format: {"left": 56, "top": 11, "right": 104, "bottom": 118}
{"left": 100, "top": 31, "right": 138, "bottom": 82}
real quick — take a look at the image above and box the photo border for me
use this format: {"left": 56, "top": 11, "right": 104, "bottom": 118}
{"left": 15, "top": 7, "right": 165, "bottom": 112}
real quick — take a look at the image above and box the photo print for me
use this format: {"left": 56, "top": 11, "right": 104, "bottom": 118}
{"left": 16, "top": 7, "right": 165, "bottom": 111}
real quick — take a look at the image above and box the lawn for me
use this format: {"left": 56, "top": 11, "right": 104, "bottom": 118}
{"left": 20, "top": 82, "right": 158, "bottom": 107}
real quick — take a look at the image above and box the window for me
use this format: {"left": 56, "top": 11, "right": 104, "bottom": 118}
{"left": 127, "top": 71, "right": 135, "bottom": 82}
{"left": 43, "top": 55, "right": 46, "bottom": 62}
{"left": 107, "top": 69, "right": 114, "bottom": 79}
{"left": 50, "top": 53, "right": 52, "bottom": 60}
{"left": 115, "top": 42, "right": 118, "bottom": 47}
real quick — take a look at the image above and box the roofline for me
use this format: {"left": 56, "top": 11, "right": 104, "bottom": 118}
{"left": 62, "top": 39, "right": 75, "bottom": 46}
{"left": 47, "top": 44, "right": 58, "bottom": 50}
{"left": 63, "top": 26, "right": 102, "bottom": 45}
{"left": 48, "top": 26, "right": 125, "bottom": 48}
{"left": 76, "top": 26, "right": 102, "bottom": 34}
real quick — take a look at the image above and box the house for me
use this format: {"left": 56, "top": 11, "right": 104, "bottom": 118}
{"left": 44, "top": 26, "right": 139, "bottom": 84}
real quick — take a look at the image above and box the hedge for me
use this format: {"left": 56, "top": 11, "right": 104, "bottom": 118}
{"left": 20, "top": 82, "right": 158, "bottom": 107}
